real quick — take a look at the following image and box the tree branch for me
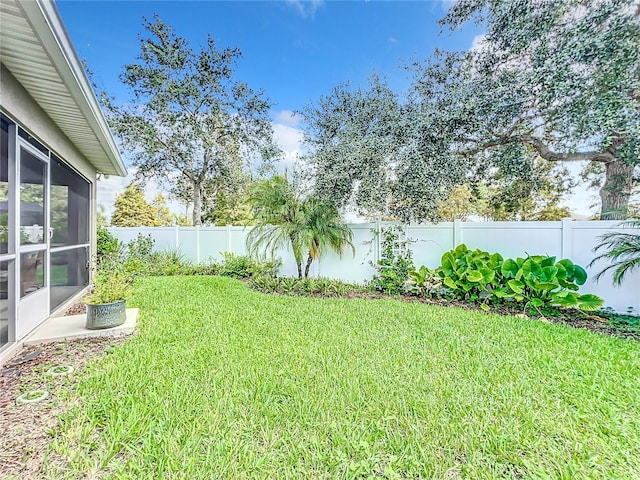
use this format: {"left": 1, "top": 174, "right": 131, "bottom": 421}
{"left": 519, "top": 135, "right": 615, "bottom": 163}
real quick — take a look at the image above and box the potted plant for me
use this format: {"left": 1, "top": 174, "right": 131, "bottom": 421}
{"left": 85, "top": 259, "right": 131, "bottom": 330}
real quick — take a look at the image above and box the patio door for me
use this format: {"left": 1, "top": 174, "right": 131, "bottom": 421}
{"left": 16, "top": 138, "right": 49, "bottom": 338}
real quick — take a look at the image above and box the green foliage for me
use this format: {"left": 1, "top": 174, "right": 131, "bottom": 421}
{"left": 598, "top": 307, "right": 640, "bottom": 330}
{"left": 216, "top": 252, "right": 280, "bottom": 279}
{"left": 247, "top": 176, "right": 354, "bottom": 278}
{"left": 103, "top": 15, "right": 277, "bottom": 225}
{"left": 407, "top": 265, "right": 445, "bottom": 297}
{"left": 494, "top": 255, "right": 602, "bottom": 311}
{"left": 111, "top": 184, "right": 159, "bottom": 227}
{"left": 301, "top": 76, "right": 466, "bottom": 222}
{"left": 437, "top": 244, "right": 502, "bottom": 303}
{"left": 421, "top": 0, "right": 640, "bottom": 219}
{"left": 250, "top": 275, "right": 364, "bottom": 297}
{"left": 590, "top": 219, "right": 640, "bottom": 286}
{"left": 87, "top": 254, "right": 132, "bottom": 304}
{"left": 422, "top": 244, "right": 604, "bottom": 311}
{"left": 151, "top": 194, "right": 174, "bottom": 226}
{"left": 126, "top": 233, "right": 155, "bottom": 259}
{"left": 369, "top": 226, "right": 414, "bottom": 295}
{"left": 96, "top": 226, "right": 123, "bottom": 265}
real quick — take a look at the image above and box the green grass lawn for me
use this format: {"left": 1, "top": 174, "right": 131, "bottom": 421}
{"left": 51, "top": 276, "right": 640, "bottom": 479}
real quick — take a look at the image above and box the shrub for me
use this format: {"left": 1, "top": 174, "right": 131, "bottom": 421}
{"left": 438, "top": 244, "right": 502, "bottom": 302}
{"left": 250, "top": 275, "right": 365, "bottom": 297}
{"left": 126, "top": 233, "right": 155, "bottom": 259}
{"left": 217, "top": 252, "right": 280, "bottom": 279}
{"left": 96, "top": 226, "right": 124, "bottom": 265}
{"left": 369, "top": 226, "right": 414, "bottom": 295}
{"left": 413, "top": 244, "right": 604, "bottom": 312}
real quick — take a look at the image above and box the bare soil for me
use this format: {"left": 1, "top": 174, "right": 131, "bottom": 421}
{"left": 0, "top": 337, "right": 126, "bottom": 480}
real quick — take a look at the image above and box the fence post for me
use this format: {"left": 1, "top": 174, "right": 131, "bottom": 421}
{"left": 375, "top": 218, "right": 381, "bottom": 265}
{"left": 174, "top": 225, "right": 179, "bottom": 250}
{"left": 561, "top": 218, "right": 572, "bottom": 259}
{"left": 226, "top": 225, "right": 232, "bottom": 253}
{"left": 453, "top": 219, "right": 462, "bottom": 248}
{"left": 196, "top": 226, "right": 200, "bottom": 264}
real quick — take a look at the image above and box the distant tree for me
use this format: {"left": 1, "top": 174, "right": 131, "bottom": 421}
{"left": 151, "top": 194, "right": 174, "bottom": 226}
{"left": 111, "top": 184, "right": 157, "bottom": 227}
{"left": 103, "top": 16, "right": 278, "bottom": 226}
{"left": 436, "top": 185, "right": 475, "bottom": 222}
{"left": 475, "top": 157, "right": 575, "bottom": 221}
{"left": 411, "top": 0, "right": 640, "bottom": 219}
{"left": 173, "top": 214, "right": 191, "bottom": 226}
{"left": 246, "top": 176, "right": 354, "bottom": 278}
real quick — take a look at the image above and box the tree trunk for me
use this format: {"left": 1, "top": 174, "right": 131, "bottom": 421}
{"left": 192, "top": 183, "right": 202, "bottom": 226}
{"left": 296, "top": 261, "right": 303, "bottom": 279}
{"left": 304, "top": 254, "right": 314, "bottom": 278}
{"left": 599, "top": 161, "right": 633, "bottom": 220}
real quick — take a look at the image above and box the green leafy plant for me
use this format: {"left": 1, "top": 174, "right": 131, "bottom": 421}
{"left": 217, "top": 252, "right": 280, "bottom": 279}
{"left": 126, "top": 233, "right": 155, "bottom": 259}
{"left": 87, "top": 249, "right": 133, "bottom": 304}
{"left": 96, "top": 226, "right": 124, "bottom": 265}
{"left": 436, "top": 244, "right": 502, "bottom": 304}
{"left": 407, "top": 265, "right": 445, "bottom": 297}
{"left": 495, "top": 255, "right": 603, "bottom": 311}
{"left": 369, "top": 226, "right": 414, "bottom": 295}
{"left": 421, "top": 244, "right": 604, "bottom": 312}
{"left": 249, "top": 275, "right": 364, "bottom": 297}
{"left": 247, "top": 176, "right": 354, "bottom": 278}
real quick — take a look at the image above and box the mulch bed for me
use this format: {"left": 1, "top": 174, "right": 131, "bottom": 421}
{"left": 0, "top": 337, "right": 126, "bottom": 480}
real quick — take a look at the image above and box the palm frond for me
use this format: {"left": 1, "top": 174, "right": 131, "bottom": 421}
{"left": 590, "top": 219, "right": 640, "bottom": 286}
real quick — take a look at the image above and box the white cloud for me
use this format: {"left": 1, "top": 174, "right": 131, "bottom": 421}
{"left": 470, "top": 34, "right": 487, "bottom": 52}
{"left": 440, "top": 0, "right": 457, "bottom": 12}
{"left": 286, "top": 0, "right": 324, "bottom": 18}
{"left": 272, "top": 121, "right": 304, "bottom": 173}
{"left": 274, "top": 109, "right": 303, "bottom": 128}
{"left": 388, "top": 36, "right": 399, "bottom": 45}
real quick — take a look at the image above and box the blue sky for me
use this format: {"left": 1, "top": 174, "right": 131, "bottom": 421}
{"left": 57, "top": 0, "right": 595, "bottom": 218}
{"left": 58, "top": 1, "right": 477, "bottom": 115}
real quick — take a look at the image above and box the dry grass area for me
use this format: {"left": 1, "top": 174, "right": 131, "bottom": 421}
{"left": 0, "top": 337, "right": 126, "bottom": 480}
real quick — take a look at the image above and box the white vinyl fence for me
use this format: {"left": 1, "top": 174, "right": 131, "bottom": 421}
{"left": 109, "top": 220, "right": 639, "bottom": 314}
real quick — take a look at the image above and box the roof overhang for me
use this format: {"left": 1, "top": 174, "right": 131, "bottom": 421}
{"left": 0, "top": 0, "right": 126, "bottom": 176}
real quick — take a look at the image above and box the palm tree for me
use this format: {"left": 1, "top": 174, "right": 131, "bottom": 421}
{"left": 246, "top": 176, "right": 354, "bottom": 278}
{"left": 590, "top": 219, "right": 640, "bottom": 286}
{"left": 299, "top": 198, "right": 355, "bottom": 278}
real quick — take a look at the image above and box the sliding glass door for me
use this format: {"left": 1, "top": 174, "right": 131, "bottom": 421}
{"left": 17, "top": 138, "right": 49, "bottom": 338}
{"left": 0, "top": 113, "right": 92, "bottom": 350}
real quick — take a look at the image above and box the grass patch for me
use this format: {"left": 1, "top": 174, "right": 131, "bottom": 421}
{"left": 50, "top": 276, "right": 640, "bottom": 479}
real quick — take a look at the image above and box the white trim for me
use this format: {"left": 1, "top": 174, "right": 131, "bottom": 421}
{"left": 50, "top": 243, "right": 90, "bottom": 253}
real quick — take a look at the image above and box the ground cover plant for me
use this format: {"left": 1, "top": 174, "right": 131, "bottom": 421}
{"left": 48, "top": 276, "right": 640, "bottom": 478}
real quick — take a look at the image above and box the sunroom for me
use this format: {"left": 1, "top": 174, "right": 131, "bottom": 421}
{"left": 0, "top": 0, "right": 125, "bottom": 356}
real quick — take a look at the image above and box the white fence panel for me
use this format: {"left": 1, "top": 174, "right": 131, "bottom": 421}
{"left": 108, "top": 221, "right": 640, "bottom": 314}
{"left": 318, "top": 224, "right": 377, "bottom": 283}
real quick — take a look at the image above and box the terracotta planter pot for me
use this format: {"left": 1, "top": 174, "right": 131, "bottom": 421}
{"left": 86, "top": 300, "right": 126, "bottom": 330}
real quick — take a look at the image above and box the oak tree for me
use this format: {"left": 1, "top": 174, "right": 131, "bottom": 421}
{"left": 104, "top": 16, "right": 278, "bottom": 225}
